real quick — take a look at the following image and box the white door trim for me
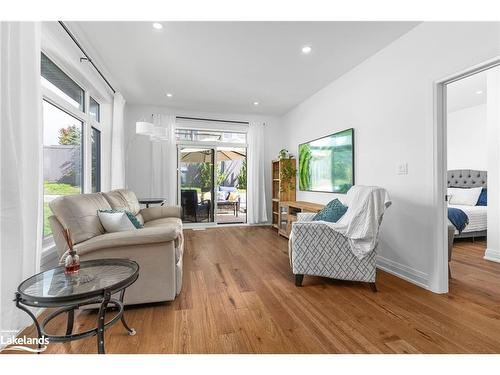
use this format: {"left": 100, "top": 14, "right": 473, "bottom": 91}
{"left": 432, "top": 56, "right": 500, "bottom": 293}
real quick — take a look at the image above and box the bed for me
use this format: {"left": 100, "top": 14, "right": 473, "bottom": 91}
{"left": 447, "top": 169, "right": 487, "bottom": 239}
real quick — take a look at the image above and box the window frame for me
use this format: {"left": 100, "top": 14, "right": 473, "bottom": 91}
{"left": 89, "top": 96, "right": 101, "bottom": 123}
{"left": 41, "top": 51, "right": 104, "bottom": 245}
{"left": 91, "top": 126, "right": 102, "bottom": 193}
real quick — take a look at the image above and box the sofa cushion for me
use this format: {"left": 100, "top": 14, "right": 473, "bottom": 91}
{"left": 103, "top": 189, "right": 141, "bottom": 215}
{"left": 49, "top": 193, "right": 111, "bottom": 244}
{"left": 74, "top": 226, "right": 181, "bottom": 256}
{"left": 135, "top": 213, "right": 145, "bottom": 226}
{"left": 144, "top": 217, "right": 183, "bottom": 230}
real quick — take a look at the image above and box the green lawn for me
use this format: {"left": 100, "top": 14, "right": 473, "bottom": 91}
{"left": 44, "top": 181, "right": 80, "bottom": 195}
{"left": 43, "top": 202, "right": 52, "bottom": 237}
{"left": 43, "top": 181, "right": 80, "bottom": 237}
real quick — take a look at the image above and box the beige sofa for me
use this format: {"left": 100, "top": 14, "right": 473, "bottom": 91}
{"left": 48, "top": 189, "right": 184, "bottom": 305}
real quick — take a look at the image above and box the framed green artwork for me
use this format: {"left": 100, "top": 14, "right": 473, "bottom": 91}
{"left": 298, "top": 128, "right": 354, "bottom": 193}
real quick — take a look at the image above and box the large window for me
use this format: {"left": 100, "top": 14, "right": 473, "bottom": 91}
{"left": 42, "top": 100, "right": 83, "bottom": 237}
{"left": 175, "top": 129, "right": 246, "bottom": 144}
{"left": 41, "top": 53, "right": 85, "bottom": 111}
{"left": 91, "top": 127, "right": 101, "bottom": 193}
{"left": 41, "top": 52, "right": 103, "bottom": 239}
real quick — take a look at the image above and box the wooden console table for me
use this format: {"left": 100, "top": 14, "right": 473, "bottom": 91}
{"left": 278, "top": 201, "right": 324, "bottom": 238}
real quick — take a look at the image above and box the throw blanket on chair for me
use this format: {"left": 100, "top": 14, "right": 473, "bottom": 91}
{"left": 328, "top": 185, "right": 392, "bottom": 259}
{"left": 448, "top": 207, "right": 469, "bottom": 233}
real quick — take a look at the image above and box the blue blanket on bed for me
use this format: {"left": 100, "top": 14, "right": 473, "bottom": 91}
{"left": 448, "top": 207, "right": 469, "bottom": 233}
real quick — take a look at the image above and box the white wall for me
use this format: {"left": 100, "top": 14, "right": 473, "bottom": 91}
{"left": 271, "top": 22, "right": 500, "bottom": 291}
{"left": 447, "top": 105, "right": 487, "bottom": 170}
{"left": 124, "top": 104, "right": 280, "bottom": 221}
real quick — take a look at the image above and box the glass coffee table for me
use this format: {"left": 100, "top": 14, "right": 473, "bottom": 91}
{"left": 15, "top": 258, "right": 139, "bottom": 354}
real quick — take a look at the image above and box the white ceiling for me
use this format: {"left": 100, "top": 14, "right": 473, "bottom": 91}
{"left": 447, "top": 70, "right": 487, "bottom": 113}
{"left": 71, "top": 21, "right": 419, "bottom": 115}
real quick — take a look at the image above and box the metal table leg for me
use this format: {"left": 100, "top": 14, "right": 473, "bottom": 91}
{"left": 97, "top": 292, "right": 111, "bottom": 354}
{"left": 66, "top": 308, "right": 75, "bottom": 336}
{"left": 14, "top": 292, "right": 42, "bottom": 353}
{"left": 119, "top": 289, "right": 136, "bottom": 336}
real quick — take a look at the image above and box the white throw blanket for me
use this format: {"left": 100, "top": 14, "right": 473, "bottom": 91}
{"left": 328, "top": 185, "right": 391, "bottom": 259}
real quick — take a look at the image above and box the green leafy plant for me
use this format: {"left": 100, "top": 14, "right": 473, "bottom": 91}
{"left": 198, "top": 162, "right": 213, "bottom": 190}
{"left": 279, "top": 149, "right": 289, "bottom": 159}
{"left": 237, "top": 159, "right": 247, "bottom": 189}
{"left": 58, "top": 125, "right": 81, "bottom": 145}
{"left": 280, "top": 160, "right": 296, "bottom": 193}
{"left": 216, "top": 163, "right": 229, "bottom": 186}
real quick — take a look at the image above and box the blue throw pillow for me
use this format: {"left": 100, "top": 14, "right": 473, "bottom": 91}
{"left": 477, "top": 188, "right": 487, "bottom": 206}
{"left": 313, "top": 199, "right": 348, "bottom": 223}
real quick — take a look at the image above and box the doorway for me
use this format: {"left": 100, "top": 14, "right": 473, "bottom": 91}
{"left": 176, "top": 128, "right": 248, "bottom": 226}
{"left": 435, "top": 58, "right": 500, "bottom": 292}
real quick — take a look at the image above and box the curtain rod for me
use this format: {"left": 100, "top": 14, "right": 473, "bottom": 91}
{"left": 176, "top": 116, "right": 249, "bottom": 125}
{"left": 58, "top": 21, "right": 116, "bottom": 94}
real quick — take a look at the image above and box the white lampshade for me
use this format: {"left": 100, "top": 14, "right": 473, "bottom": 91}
{"left": 136, "top": 121, "right": 154, "bottom": 135}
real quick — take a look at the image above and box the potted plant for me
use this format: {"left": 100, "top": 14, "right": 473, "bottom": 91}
{"left": 279, "top": 149, "right": 289, "bottom": 159}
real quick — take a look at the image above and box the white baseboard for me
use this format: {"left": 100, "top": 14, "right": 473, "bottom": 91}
{"left": 484, "top": 248, "right": 500, "bottom": 263}
{"left": 376, "top": 255, "right": 430, "bottom": 290}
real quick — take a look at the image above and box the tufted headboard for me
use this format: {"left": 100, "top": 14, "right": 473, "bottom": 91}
{"left": 447, "top": 169, "right": 487, "bottom": 188}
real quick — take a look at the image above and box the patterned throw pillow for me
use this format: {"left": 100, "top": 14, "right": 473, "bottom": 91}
{"left": 312, "top": 199, "right": 348, "bottom": 223}
{"left": 98, "top": 209, "right": 144, "bottom": 229}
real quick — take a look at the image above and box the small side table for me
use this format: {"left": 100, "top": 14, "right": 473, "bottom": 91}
{"left": 138, "top": 198, "right": 166, "bottom": 208}
{"left": 15, "top": 258, "right": 139, "bottom": 354}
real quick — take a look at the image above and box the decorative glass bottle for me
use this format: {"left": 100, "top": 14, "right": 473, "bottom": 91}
{"left": 62, "top": 229, "right": 80, "bottom": 275}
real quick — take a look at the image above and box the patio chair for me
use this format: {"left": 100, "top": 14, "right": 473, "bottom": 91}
{"left": 181, "top": 189, "right": 211, "bottom": 222}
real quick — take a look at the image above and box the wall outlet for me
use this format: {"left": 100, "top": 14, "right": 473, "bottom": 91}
{"left": 397, "top": 162, "right": 408, "bottom": 175}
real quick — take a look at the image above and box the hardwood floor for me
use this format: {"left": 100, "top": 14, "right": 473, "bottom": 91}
{"left": 15, "top": 228, "right": 500, "bottom": 354}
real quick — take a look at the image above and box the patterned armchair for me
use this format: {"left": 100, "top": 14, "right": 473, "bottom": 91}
{"left": 289, "top": 212, "right": 378, "bottom": 291}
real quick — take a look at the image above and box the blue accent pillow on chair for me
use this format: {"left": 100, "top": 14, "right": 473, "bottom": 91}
{"left": 313, "top": 199, "right": 348, "bottom": 223}
{"left": 476, "top": 188, "right": 487, "bottom": 206}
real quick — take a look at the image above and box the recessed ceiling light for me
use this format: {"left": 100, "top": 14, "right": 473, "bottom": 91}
{"left": 476, "top": 90, "right": 483, "bottom": 95}
{"left": 301, "top": 45, "right": 312, "bottom": 54}
{"left": 166, "top": 93, "right": 173, "bottom": 98}
{"left": 253, "top": 101, "right": 259, "bottom": 106}
{"left": 152, "top": 23, "right": 163, "bottom": 30}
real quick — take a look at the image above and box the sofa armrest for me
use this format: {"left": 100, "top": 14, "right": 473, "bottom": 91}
{"left": 74, "top": 226, "right": 181, "bottom": 256}
{"left": 140, "top": 205, "right": 182, "bottom": 222}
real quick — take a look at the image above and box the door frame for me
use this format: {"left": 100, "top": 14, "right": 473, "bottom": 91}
{"left": 177, "top": 141, "right": 248, "bottom": 228}
{"left": 433, "top": 56, "right": 500, "bottom": 293}
{"left": 177, "top": 145, "right": 217, "bottom": 228}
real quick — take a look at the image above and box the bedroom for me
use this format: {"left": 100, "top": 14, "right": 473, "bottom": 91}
{"left": 446, "top": 65, "right": 500, "bottom": 281}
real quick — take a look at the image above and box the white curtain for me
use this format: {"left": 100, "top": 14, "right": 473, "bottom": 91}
{"left": 150, "top": 114, "right": 177, "bottom": 206}
{"left": 111, "top": 92, "right": 126, "bottom": 189}
{"left": 247, "top": 122, "right": 268, "bottom": 224}
{"left": 0, "top": 22, "right": 43, "bottom": 344}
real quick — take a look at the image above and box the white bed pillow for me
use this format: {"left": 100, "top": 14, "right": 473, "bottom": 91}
{"left": 98, "top": 211, "right": 137, "bottom": 232}
{"left": 448, "top": 187, "right": 483, "bottom": 206}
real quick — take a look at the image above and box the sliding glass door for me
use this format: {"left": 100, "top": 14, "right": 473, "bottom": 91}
{"left": 178, "top": 147, "right": 215, "bottom": 223}
{"left": 215, "top": 147, "right": 247, "bottom": 224}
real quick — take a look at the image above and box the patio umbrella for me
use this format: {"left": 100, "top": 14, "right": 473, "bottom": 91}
{"left": 181, "top": 149, "right": 246, "bottom": 163}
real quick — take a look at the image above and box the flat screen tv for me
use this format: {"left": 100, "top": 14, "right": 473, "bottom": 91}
{"left": 298, "top": 128, "right": 354, "bottom": 193}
